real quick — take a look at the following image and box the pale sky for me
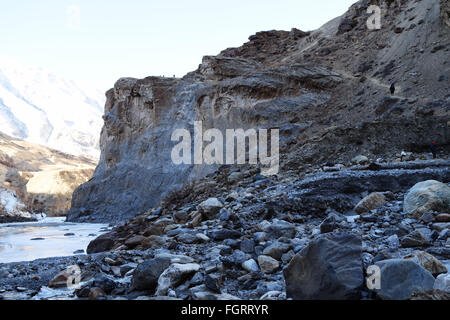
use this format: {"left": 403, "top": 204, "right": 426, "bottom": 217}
{"left": 0, "top": 0, "right": 356, "bottom": 92}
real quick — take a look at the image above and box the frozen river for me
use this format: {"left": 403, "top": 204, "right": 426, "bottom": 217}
{"left": 0, "top": 217, "right": 109, "bottom": 263}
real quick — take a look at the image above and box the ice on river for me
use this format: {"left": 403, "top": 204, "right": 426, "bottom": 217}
{"left": 0, "top": 217, "right": 109, "bottom": 263}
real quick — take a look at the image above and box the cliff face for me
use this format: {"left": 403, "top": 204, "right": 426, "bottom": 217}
{"left": 67, "top": 62, "right": 341, "bottom": 223}
{"left": 68, "top": 0, "right": 449, "bottom": 223}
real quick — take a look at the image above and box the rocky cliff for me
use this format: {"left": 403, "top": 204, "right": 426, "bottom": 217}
{"left": 67, "top": 59, "right": 342, "bottom": 223}
{"left": 68, "top": 0, "right": 449, "bottom": 223}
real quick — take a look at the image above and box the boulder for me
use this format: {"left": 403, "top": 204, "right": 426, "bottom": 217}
{"left": 284, "top": 233, "right": 363, "bottom": 300}
{"left": 86, "top": 235, "right": 115, "bottom": 254}
{"left": 156, "top": 263, "right": 200, "bottom": 296}
{"left": 436, "top": 213, "right": 450, "bottom": 222}
{"left": 210, "top": 229, "right": 242, "bottom": 241}
{"left": 403, "top": 251, "right": 447, "bottom": 276}
{"left": 48, "top": 271, "right": 71, "bottom": 288}
{"left": 242, "top": 259, "right": 259, "bottom": 273}
{"left": 257, "top": 255, "right": 279, "bottom": 274}
{"left": 431, "top": 222, "right": 450, "bottom": 232}
{"left": 264, "top": 219, "right": 296, "bottom": 239}
{"left": 352, "top": 155, "right": 369, "bottom": 165}
{"left": 88, "top": 287, "right": 106, "bottom": 300}
{"left": 411, "top": 289, "right": 450, "bottom": 300}
{"left": 400, "top": 230, "right": 431, "bottom": 248}
{"left": 319, "top": 214, "right": 339, "bottom": 233}
{"left": 131, "top": 257, "right": 171, "bottom": 291}
{"left": 354, "top": 192, "right": 386, "bottom": 214}
{"left": 375, "top": 259, "right": 435, "bottom": 300}
{"left": 404, "top": 180, "right": 450, "bottom": 219}
{"left": 198, "top": 198, "right": 223, "bottom": 219}
{"left": 387, "top": 234, "right": 400, "bottom": 249}
{"left": 205, "top": 274, "right": 222, "bottom": 293}
{"left": 262, "top": 242, "right": 290, "bottom": 260}
{"left": 142, "top": 235, "right": 166, "bottom": 249}
{"left": 240, "top": 239, "right": 255, "bottom": 253}
{"left": 125, "top": 235, "right": 146, "bottom": 248}
{"left": 155, "top": 253, "right": 195, "bottom": 264}
{"left": 434, "top": 274, "right": 450, "bottom": 293}
{"left": 92, "top": 275, "right": 117, "bottom": 294}
{"left": 176, "top": 233, "right": 198, "bottom": 244}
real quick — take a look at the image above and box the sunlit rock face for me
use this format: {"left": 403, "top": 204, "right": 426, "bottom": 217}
{"left": 0, "top": 131, "right": 96, "bottom": 218}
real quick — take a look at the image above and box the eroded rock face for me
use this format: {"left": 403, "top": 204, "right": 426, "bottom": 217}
{"left": 219, "top": 29, "right": 309, "bottom": 64}
{"left": 67, "top": 61, "right": 341, "bottom": 223}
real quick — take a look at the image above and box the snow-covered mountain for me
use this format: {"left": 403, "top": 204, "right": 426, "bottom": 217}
{"left": 0, "top": 57, "right": 105, "bottom": 157}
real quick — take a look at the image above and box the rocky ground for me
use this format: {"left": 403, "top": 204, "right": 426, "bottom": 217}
{"left": 1, "top": 0, "right": 449, "bottom": 301}
{"left": 1, "top": 153, "right": 449, "bottom": 300}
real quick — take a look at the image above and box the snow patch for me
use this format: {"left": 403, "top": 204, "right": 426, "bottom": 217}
{"left": 0, "top": 187, "right": 33, "bottom": 219}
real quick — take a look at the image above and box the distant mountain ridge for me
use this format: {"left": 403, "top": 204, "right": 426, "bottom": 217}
{"left": 0, "top": 57, "right": 105, "bottom": 157}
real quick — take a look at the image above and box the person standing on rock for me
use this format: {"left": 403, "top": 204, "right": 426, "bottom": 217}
{"left": 400, "top": 151, "right": 407, "bottom": 162}
{"left": 390, "top": 83, "right": 396, "bottom": 95}
{"left": 430, "top": 141, "right": 438, "bottom": 159}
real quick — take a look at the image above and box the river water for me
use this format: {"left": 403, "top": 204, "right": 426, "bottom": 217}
{"left": 0, "top": 217, "right": 109, "bottom": 264}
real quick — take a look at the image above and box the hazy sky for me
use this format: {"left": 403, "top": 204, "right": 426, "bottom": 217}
{"left": 0, "top": 0, "right": 356, "bottom": 91}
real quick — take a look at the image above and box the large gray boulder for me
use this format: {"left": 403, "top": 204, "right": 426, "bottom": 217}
{"left": 354, "top": 192, "right": 386, "bottom": 214}
{"left": 375, "top": 259, "right": 436, "bottom": 300}
{"left": 86, "top": 234, "right": 115, "bottom": 254}
{"left": 404, "top": 180, "right": 450, "bottom": 219}
{"left": 284, "top": 232, "right": 363, "bottom": 300}
{"left": 198, "top": 198, "right": 223, "bottom": 219}
{"left": 131, "top": 257, "right": 171, "bottom": 291}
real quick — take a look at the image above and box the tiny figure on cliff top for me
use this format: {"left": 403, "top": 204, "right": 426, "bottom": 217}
{"left": 390, "top": 82, "right": 396, "bottom": 95}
